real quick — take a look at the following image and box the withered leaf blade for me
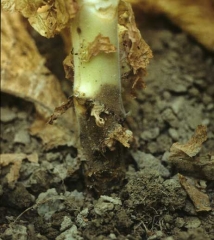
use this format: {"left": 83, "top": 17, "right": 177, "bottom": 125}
{"left": 127, "top": 0, "right": 214, "bottom": 52}
{"left": 1, "top": 11, "right": 77, "bottom": 149}
{"left": 170, "top": 125, "right": 207, "bottom": 158}
{"left": 1, "top": 0, "right": 78, "bottom": 38}
{"left": 169, "top": 126, "right": 214, "bottom": 180}
{"left": 1, "top": 0, "right": 43, "bottom": 16}
{"left": 0, "top": 153, "right": 38, "bottom": 184}
{"left": 179, "top": 174, "right": 211, "bottom": 212}
{"left": 30, "top": 117, "right": 76, "bottom": 150}
{"left": 118, "top": 0, "right": 152, "bottom": 93}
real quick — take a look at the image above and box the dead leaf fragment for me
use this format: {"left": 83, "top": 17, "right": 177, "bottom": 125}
{"left": 119, "top": 1, "right": 152, "bottom": 74}
{"left": 30, "top": 117, "right": 76, "bottom": 150}
{"left": 169, "top": 126, "right": 214, "bottom": 180}
{"left": 179, "top": 174, "right": 211, "bottom": 212}
{"left": 1, "top": 11, "right": 67, "bottom": 118}
{"left": 1, "top": 0, "right": 78, "bottom": 38}
{"left": 118, "top": 0, "right": 152, "bottom": 92}
{"left": 81, "top": 34, "right": 117, "bottom": 62}
{"left": 127, "top": 0, "right": 214, "bottom": 51}
{"left": 25, "top": 152, "right": 39, "bottom": 163}
{"left": 1, "top": 11, "right": 77, "bottom": 149}
{"left": 170, "top": 125, "right": 207, "bottom": 158}
{"left": 0, "top": 153, "right": 38, "bottom": 184}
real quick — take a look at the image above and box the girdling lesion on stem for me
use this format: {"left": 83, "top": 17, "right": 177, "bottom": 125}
{"left": 71, "top": 0, "right": 133, "bottom": 193}
{"left": 48, "top": 0, "right": 152, "bottom": 193}
{"left": 75, "top": 97, "right": 126, "bottom": 193}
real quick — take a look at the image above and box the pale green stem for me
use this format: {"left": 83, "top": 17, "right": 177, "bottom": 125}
{"left": 71, "top": 0, "right": 122, "bottom": 112}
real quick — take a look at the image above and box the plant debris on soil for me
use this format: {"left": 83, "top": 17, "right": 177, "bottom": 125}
{"left": 1, "top": 11, "right": 214, "bottom": 240}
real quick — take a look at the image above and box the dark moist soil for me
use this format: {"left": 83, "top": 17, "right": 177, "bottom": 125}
{"left": 1, "top": 15, "right": 214, "bottom": 240}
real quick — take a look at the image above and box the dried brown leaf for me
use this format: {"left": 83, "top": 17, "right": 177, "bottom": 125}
{"left": 1, "top": 11, "right": 77, "bottom": 149}
{"left": 0, "top": 153, "right": 38, "bottom": 183}
{"left": 169, "top": 126, "right": 214, "bottom": 180}
{"left": 179, "top": 174, "right": 211, "bottom": 212}
{"left": 1, "top": 0, "right": 43, "bottom": 15}
{"left": 81, "top": 34, "right": 117, "bottom": 62}
{"left": 118, "top": 1, "right": 152, "bottom": 92}
{"left": 30, "top": 117, "right": 76, "bottom": 150}
{"left": 25, "top": 152, "right": 39, "bottom": 163}
{"left": 128, "top": 0, "right": 214, "bottom": 51}
{"left": 170, "top": 125, "right": 207, "bottom": 158}
{"left": 1, "top": 0, "right": 78, "bottom": 38}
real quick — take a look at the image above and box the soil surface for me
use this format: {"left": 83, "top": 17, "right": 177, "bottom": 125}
{"left": 1, "top": 15, "right": 214, "bottom": 240}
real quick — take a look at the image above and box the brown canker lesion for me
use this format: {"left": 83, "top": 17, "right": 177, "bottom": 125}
{"left": 73, "top": 83, "right": 133, "bottom": 194}
{"left": 76, "top": 102, "right": 127, "bottom": 194}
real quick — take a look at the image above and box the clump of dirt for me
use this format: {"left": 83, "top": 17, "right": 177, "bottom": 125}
{"left": 1, "top": 16, "right": 214, "bottom": 240}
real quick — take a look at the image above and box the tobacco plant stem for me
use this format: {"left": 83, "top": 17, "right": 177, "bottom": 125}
{"left": 71, "top": 0, "right": 126, "bottom": 193}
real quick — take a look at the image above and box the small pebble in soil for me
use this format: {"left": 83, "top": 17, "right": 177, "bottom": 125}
{"left": 161, "top": 108, "right": 179, "bottom": 128}
{"left": 170, "top": 97, "right": 185, "bottom": 115}
{"left": 36, "top": 188, "right": 75, "bottom": 221}
{"left": 163, "top": 91, "right": 171, "bottom": 100}
{"left": 60, "top": 216, "right": 73, "bottom": 231}
{"left": 56, "top": 225, "right": 83, "bottom": 240}
{"left": 53, "top": 164, "right": 68, "bottom": 182}
{"left": 140, "top": 127, "right": 160, "bottom": 140}
{"left": 0, "top": 107, "right": 17, "bottom": 122}
{"left": 163, "top": 214, "right": 174, "bottom": 224}
{"left": 109, "top": 233, "right": 117, "bottom": 239}
{"left": 94, "top": 195, "right": 122, "bottom": 216}
{"left": 202, "top": 118, "right": 210, "bottom": 126}
{"left": 76, "top": 208, "right": 89, "bottom": 227}
{"left": 17, "top": 111, "right": 28, "bottom": 119}
{"left": 188, "top": 87, "right": 200, "bottom": 97}
{"left": 3, "top": 224, "right": 28, "bottom": 240}
{"left": 147, "top": 231, "right": 164, "bottom": 240}
{"left": 207, "top": 103, "right": 214, "bottom": 111}
{"left": 184, "top": 200, "right": 197, "bottom": 215}
{"left": 14, "top": 129, "right": 31, "bottom": 144}
{"left": 161, "top": 151, "right": 170, "bottom": 163}
{"left": 131, "top": 151, "right": 170, "bottom": 177}
{"left": 168, "top": 128, "right": 179, "bottom": 141}
{"left": 184, "top": 217, "right": 201, "bottom": 229}
{"left": 175, "top": 217, "right": 185, "bottom": 228}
